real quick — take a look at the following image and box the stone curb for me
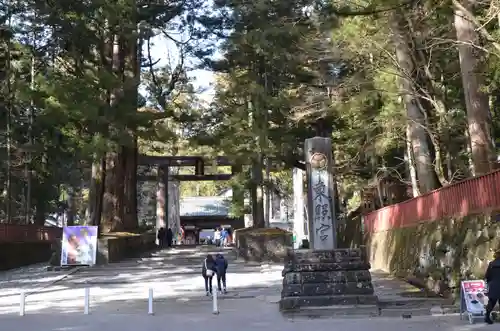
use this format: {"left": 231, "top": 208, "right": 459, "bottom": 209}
{"left": 281, "top": 305, "right": 380, "bottom": 319}
{"left": 379, "top": 305, "right": 460, "bottom": 317}
{"left": 274, "top": 296, "right": 462, "bottom": 318}
{"left": 256, "top": 295, "right": 281, "bottom": 303}
{"left": 280, "top": 306, "right": 461, "bottom": 319}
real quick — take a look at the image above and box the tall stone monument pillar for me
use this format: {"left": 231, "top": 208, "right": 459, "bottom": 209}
{"left": 280, "top": 136, "right": 377, "bottom": 316}
{"left": 305, "top": 137, "right": 337, "bottom": 250}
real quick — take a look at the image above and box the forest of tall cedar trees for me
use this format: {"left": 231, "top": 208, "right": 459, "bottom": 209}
{"left": 0, "top": 0, "right": 498, "bottom": 231}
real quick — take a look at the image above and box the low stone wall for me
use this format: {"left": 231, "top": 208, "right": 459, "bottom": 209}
{"left": 96, "top": 231, "right": 157, "bottom": 264}
{"left": 0, "top": 242, "right": 53, "bottom": 271}
{"left": 234, "top": 227, "right": 292, "bottom": 263}
{"left": 1, "top": 231, "right": 157, "bottom": 270}
{"left": 367, "top": 213, "right": 500, "bottom": 297}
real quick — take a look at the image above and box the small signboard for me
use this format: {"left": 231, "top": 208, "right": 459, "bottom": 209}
{"left": 460, "top": 280, "right": 487, "bottom": 324}
{"left": 60, "top": 226, "right": 98, "bottom": 266}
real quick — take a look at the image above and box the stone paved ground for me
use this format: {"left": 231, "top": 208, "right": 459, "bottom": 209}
{"left": 0, "top": 262, "right": 78, "bottom": 296}
{"left": 0, "top": 304, "right": 493, "bottom": 331}
{"left": 0, "top": 246, "right": 486, "bottom": 331}
{"left": 0, "top": 246, "right": 282, "bottom": 316}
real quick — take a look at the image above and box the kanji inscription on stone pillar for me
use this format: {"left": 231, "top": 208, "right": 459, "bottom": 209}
{"left": 305, "top": 137, "right": 337, "bottom": 250}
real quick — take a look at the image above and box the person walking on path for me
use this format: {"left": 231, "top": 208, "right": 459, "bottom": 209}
{"left": 226, "top": 227, "right": 233, "bottom": 245}
{"left": 166, "top": 228, "right": 173, "bottom": 248}
{"left": 202, "top": 254, "right": 217, "bottom": 296}
{"left": 215, "top": 253, "right": 228, "bottom": 294}
{"left": 220, "top": 228, "right": 228, "bottom": 247}
{"left": 179, "top": 226, "right": 185, "bottom": 245}
{"left": 485, "top": 250, "right": 500, "bottom": 324}
{"left": 214, "top": 228, "right": 221, "bottom": 247}
{"left": 157, "top": 227, "right": 166, "bottom": 248}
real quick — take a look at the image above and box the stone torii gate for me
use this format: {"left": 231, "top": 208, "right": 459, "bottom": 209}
{"left": 137, "top": 155, "right": 242, "bottom": 238}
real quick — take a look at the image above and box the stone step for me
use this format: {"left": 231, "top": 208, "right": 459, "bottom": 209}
{"left": 280, "top": 294, "right": 378, "bottom": 311}
{"left": 281, "top": 304, "right": 380, "bottom": 319}
{"left": 378, "top": 298, "right": 452, "bottom": 309}
{"left": 379, "top": 304, "right": 461, "bottom": 317}
{"left": 279, "top": 293, "right": 459, "bottom": 318}
{"left": 280, "top": 304, "right": 461, "bottom": 319}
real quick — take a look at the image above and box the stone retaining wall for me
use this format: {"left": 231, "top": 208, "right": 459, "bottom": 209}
{"left": 235, "top": 228, "right": 292, "bottom": 262}
{"left": 367, "top": 213, "right": 499, "bottom": 296}
{"left": 0, "top": 242, "right": 53, "bottom": 271}
{"left": 96, "top": 231, "right": 157, "bottom": 264}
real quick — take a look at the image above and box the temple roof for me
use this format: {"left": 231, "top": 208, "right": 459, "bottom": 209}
{"left": 180, "top": 196, "right": 230, "bottom": 217}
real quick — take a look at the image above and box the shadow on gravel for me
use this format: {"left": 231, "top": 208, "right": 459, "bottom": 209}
{"left": 0, "top": 279, "right": 281, "bottom": 316}
{"left": 0, "top": 246, "right": 245, "bottom": 298}
{"left": 0, "top": 246, "right": 282, "bottom": 318}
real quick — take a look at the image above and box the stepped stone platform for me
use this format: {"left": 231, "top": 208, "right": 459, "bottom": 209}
{"left": 279, "top": 248, "right": 379, "bottom": 317}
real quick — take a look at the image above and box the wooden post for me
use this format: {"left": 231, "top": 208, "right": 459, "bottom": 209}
{"left": 292, "top": 168, "right": 306, "bottom": 249}
{"left": 305, "top": 137, "right": 337, "bottom": 250}
{"left": 195, "top": 159, "right": 204, "bottom": 175}
{"left": 166, "top": 166, "right": 180, "bottom": 240}
{"left": 163, "top": 165, "right": 169, "bottom": 232}
{"left": 156, "top": 165, "right": 167, "bottom": 244}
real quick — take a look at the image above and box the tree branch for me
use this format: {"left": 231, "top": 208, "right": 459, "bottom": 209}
{"left": 452, "top": 0, "right": 500, "bottom": 56}
{"left": 324, "top": 1, "right": 415, "bottom": 17}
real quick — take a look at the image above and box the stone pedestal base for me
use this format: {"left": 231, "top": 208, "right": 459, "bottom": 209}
{"left": 279, "top": 248, "right": 378, "bottom": 315}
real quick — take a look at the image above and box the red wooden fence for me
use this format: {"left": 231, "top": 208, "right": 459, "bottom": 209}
{"left": 363, "top": 170, "right": 500, "bottom": 233}
{"left": 0, "top": 224, "right": 62, "bottom": 243}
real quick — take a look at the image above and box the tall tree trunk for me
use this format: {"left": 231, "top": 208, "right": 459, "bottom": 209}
{"left": 66, "top": 186, "right": 76, "bottom": 226}
{"left": 33, "top": 180, "right": 48, "bottom": 225}
{"left": 34, "top": 199, "right": 45, "bottom": 225}
{"left": 88, "top": 156, "right": 105, "bottom": 226}
{"left": 102, "top": 34, "right": 125, "bottom": 233}
{"left": 32, "top": 177, "right": 49, "bottom": 225}
{"left": 454, "top": 0, "right": 495, "bottom": 175}
{"left": 100, "top": 0, "right": 140, "bottom": 232}
{"left": 101, "top": 2, "right": 140, "bottom": 232}
{"left": 123, "top": 145, "right": 138, "bottom": 231}
{"left": 88, "top": 15, "right": 112, "bottom": 229}
{"left": 251, "top": 159, "right": 265, "bottom": 228}
{"left": 102, "top": 151, "right": 125, "bottom": 232}
{"left": 231, "top": 165, "right": 245, "bottom": 218}
{"left": 122, "top": 11, "right": 140, "bottom": 231}
{"left": 405, "top": 124, "right": 420, "bottom": 197}
{"left": 390, "top": 11, "right": 442, "bottom": 193}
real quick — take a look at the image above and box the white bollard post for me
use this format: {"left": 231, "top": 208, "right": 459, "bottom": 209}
{"left": 84, "top": 287, "right": 90, "bottom": 315}
{"left": 212, "top": 289, "right": 219, "bottom": 315}
{"left": 19, "top": 292, "right": 25, "bottom": 316}
{"left": 148, "top": 288, "right": 154, "bottom": 315}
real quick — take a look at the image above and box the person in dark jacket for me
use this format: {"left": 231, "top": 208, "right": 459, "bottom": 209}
{"left": 485, "top": 250, "right": 500, "bottom": 324}
{"left": 157, "top": 227, "right": 166, "bottom": 248}
{"left": 202, "top": 254, "right": 217, "bottom": 296}
{"left": 215, "top": 253, "right": 228, "bottom": 293}
{"left": 166, "top": 228, "right": 173, "bottom": 248}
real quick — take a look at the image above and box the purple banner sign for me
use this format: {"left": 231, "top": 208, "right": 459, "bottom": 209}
{"left": 60, "top": 226, "right": 98, "bottom": 266}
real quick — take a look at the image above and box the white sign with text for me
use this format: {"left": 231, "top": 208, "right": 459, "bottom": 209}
{"left": 310, "top": 168, "right": 335, "bottom": 250}
{"left": 460, "top": 280, "right": 487, "bottom": 324}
